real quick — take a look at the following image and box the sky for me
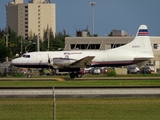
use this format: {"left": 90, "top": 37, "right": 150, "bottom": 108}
{"left": 0, "top": 0, "right": 160, "bottom": 37}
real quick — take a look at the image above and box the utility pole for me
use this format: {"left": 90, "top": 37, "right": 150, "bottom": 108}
{"left": 37, "top": 35, "right": 40, "bottom": 51}
{"left": 90, "top": 2, "right": 96, "bottom": 36}
{"left": 48, "top": 31, "right": 50, "bottom": 51}
{"left": 4, "top": 34, "right": 9, "bottom": 63}
{"left": 4, "top": 33, "right": 9, "bottom": 76}
{"left": 21, "top": 36, "right": 23, "bottom": 55}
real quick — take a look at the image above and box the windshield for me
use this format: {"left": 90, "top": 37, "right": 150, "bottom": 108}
{"left": 22, "top": 54, "right": 30, "bottom": 58}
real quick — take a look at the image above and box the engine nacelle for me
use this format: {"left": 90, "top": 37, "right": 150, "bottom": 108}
{"left": 50, "top": 57, "right": 76, "bottom": 68}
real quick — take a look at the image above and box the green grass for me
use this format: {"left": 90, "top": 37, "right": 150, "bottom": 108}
{"left": 0, "top": 98, "right": 160, "bottom": 120}
{"left": 0, "top": 76, "right": 160, "bottom": 119}
{"left": 0, "top": 79, "right": 160, "bottom": 87}
{"left": 0, "top": 98, "right": 53, "bottom": 120}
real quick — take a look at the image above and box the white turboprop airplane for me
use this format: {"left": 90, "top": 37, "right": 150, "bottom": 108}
{"left": 11, "top": 25, "right": 154, "bottom": 78}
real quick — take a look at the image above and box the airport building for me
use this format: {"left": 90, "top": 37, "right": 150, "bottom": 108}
{"left": 64, "top": 36, "right": 160, "bottom": 72}
{"left": 6, "top": 0, "right": 56, "bottom": 41}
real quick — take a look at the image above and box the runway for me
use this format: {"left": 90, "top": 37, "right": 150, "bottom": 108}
{"left": 0, "top": 87, "right": 160, "bottom": 98}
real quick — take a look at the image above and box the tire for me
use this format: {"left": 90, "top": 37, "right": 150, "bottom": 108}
{"left": 70, "top": 73, "right": 76, "bottom": 78}
{"left": 76, "top": 73, "right": 82, "bottom": 78}
{"left": 27, "top": 74, "right": 32, "bottom": 78}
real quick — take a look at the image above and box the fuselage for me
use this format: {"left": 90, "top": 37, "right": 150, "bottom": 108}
{"left": 11, "top": 49, "right": 149, "bottom": 68}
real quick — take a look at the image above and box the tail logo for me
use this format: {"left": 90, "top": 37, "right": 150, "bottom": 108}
{"left": 138, "top": 29, "right": 148, "bottom": 36}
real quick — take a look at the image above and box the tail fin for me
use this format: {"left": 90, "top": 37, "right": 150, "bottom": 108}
{"left": 116, "top": 25, "right": 154, "bottom": 58}
{"left": 136, "top": 25, "right": 149, "bottom": 36}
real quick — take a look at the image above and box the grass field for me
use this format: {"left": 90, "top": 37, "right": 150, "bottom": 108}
{"left": 0, "top": 98, "right": 160, "bottom": 120}
{"left": 0, "top": 79, "right": 160, "bottom": 87}
{"left": 0, "top": 77, "right": 160, "bottom": 119}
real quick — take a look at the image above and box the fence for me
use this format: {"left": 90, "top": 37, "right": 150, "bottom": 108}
{"left": 0, "top": 87, "right": 160, "bottom": 120}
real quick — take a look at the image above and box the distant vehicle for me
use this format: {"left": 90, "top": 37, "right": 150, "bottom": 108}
{"left": 103, "top": 68, "right": 108, "bottom": 74}
{"left": 79, "top": 68, "right": 86, "bottom": 75}
{"left": 84, "top": 67, "right": 92, "bottom": 74}
{"left": 140, "top": 67, "right": 151, "bottom": 74}
{"left": 127, "top": 66, "right": 140, "bottom": 74}
{"left": 146, "top": 64, "right": 155, "bottom": 73}
{"left": 89, "top": 67, "right": 101, "bottom": 75}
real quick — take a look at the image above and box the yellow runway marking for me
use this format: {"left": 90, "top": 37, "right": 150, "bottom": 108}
{"left": 55, "top": 78, "right": 65, "bottom": 81}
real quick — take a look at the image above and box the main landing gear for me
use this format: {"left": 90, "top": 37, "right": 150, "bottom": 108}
{"left": 69, "top": 72, "right": 82, "bottom": 79}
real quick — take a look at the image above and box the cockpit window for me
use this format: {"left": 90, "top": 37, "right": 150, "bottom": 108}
{"left": 22, "top": 55, "right": 30, "bottom": 58}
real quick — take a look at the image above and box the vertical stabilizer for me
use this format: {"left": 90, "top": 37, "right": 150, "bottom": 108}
{"left": 136, "top": 25, "right": 148, "bottom": 36}
{"left": 114, "top": 25, "right": 154, "bottom": 58}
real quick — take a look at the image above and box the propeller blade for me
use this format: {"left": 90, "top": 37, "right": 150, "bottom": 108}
{"left": 48, "top": 54, "right": 50, "bottom": 63}
{"left": 47, "top": 54, "right": 51, "bottom": 66}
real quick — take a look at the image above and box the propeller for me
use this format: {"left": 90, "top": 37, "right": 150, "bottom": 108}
{"left": 47, "top": 54, "right": 51, "bottom": 66}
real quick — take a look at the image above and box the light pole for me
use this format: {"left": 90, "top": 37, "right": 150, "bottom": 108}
{"left": 90, "top": 2, "right": 96, "bottom": 36}
{"left": 4, "top": 34, "right": 9, "bottom": 63}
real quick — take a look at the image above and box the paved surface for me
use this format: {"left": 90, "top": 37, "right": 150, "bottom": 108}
{"left": 0, "top": 77, "right": 160, "bottom": 98}
{"left": 0, "top": 87, "right": 160, "bottom": 98}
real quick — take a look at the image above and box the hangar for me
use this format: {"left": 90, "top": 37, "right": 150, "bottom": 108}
{"left": 64, "top": 36, "right": 160, "bottom": 73}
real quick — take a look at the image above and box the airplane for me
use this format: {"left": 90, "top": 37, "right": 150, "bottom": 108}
{"left": 11, "top": 25, "right": 154, "bottom": 78}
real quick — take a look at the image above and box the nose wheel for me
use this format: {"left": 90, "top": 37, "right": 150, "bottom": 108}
{"left": 27, "top": 74, "right": 32, "bottom": 78}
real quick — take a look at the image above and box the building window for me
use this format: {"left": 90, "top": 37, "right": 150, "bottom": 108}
{"left": 25, "top": 18, "right": 28, "bottom": 20}
{"left": 88, "top": 44, "right": 100, "bottom": 49}
{"left": 70, "top": 44, "right": 100, "bottom": 50}
{"left": 25, "top": 26, "right": 28, "bottom": 28}
{"left": 25, "top": 22, "right": 28, "bottom": 24}
{"left": 25, "top": 10, "right": 28, "bottom": 12}
{"left": 25, "top": 14, "right": 28, "bottom": 16}
{"left": 25, "top": 30, "right": 28, "bottom": 32}
{"left": 154, "top": 44, "right": 158, "bottom": 49}
{"left": 25, "top": 6, "right": 28, "bottom": 9}
{"left": 25, "top": 37, "right": 28, "bottom": 40}
{"left": 70, "top": 44, "right": 75, "bottom": 49}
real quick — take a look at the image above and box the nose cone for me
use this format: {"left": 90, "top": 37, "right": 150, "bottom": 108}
{"left": 11, "top": 58, "right": 21, "bottom": 66}
{"left": 11, "top": 59, "right": 17, "bottom": 66}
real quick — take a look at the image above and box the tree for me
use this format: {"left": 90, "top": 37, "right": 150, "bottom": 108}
{"left": 42, "top": 28, "right": 70, "bottom": 51}
{"left": 0, "top": 26, "right": 70, "bottom": 60}
{"left": 0, "top": 40, "right": 8, "bottom": 62}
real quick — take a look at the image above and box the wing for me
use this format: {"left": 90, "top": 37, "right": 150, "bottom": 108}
{"left": 68, "top": 56, "right": 95, "bottom": 68}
